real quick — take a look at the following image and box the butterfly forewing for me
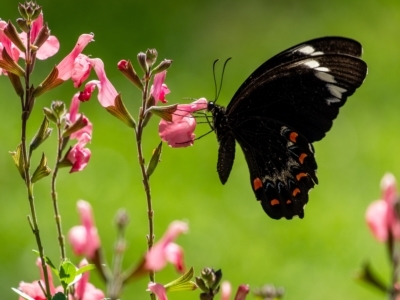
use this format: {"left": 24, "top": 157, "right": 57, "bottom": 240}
{"left": 210, "top": 37, "right": 367, "bottom": 220}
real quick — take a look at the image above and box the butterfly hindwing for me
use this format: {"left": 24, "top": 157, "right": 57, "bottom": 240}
{"left": 233, "top": 118, "right": 317, "bottom": 219}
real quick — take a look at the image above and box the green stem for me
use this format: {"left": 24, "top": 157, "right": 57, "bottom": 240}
{"left": 135, "top": 72, "right": 156, "bottom": 300}
{"left": 50, "top": 121, "right": 66, "bottom": 260}
{"left": 107, "top": 223, "right": 126, "bottom": 299}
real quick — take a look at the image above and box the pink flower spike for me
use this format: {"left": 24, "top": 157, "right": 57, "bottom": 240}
{"left": 68, "top": 200, "right": 100, "bottom": 259}
{"left": 366, "top": 173, "right": 400, "bottom": 242}
{"left": 56, "top": 33, "right": 94, "bottom": 81}
{"left": 159, "top": 98, "right": 208, "bottom": 147}
{"left": 145, "top": 221, "right": 188, "bottom": 272}
{"left": 148, "top": 282, "right": 168, "bottom": 300}
{"left": 67, "top": 133, "right": 92, "bottom": 173}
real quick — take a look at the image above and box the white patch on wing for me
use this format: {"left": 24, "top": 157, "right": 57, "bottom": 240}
{"left": 303, "top": 60, "right": 320, "bottom": 68}
{"left": 315, "top": 66, "right": 330, "bottom": 72}
{"left": 298, "top": 45, "right": 315, "bottom": 55}
{"left": 327, "top": 84, "right": 347, "bottom": 99}
{"left": 326, "top": 97, "right": 341, "bottom": 105}
{"left": 315, "top": 71, "right": 336, "bottom": 83}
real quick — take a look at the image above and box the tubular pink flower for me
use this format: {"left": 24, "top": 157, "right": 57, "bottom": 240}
{"left": 68, "top": 200, "right": 100, "bottom": 259}
{"left": 151, "top": 71, "right": 170, "bottom": 104}
{"left": 145, "top": 221, "right": 188, "bottom": 273}
{"left": 72, "top": 54, "right": 92, "bottom": 88}
{"left": 159, "top": 98, "right": 208, "bottom": 147}
{"left": 366, "top": 173, "right": 400, "bottom": 242}
{"left": 79, "top": 58, "right": 118, "bottom": 107}
{"left": 75, "top": 259, "right": 105, "bottom": 300}
{"left": 148, "top": 282, "right": 168, "bottom": 300}
{"left": 56, "top": 33, "right": 94, "bottom": 81}
{"left": 19, "top": 13, "right": 60, "bottom": 60}
{"left": 67, "top": 93, "right": 93, "bottom": 140}
{"left": 221, "top": 281, "right": 249, "bottom": 300}
{"left": 0, "top": 21, "right": 22, "bottom": 75}
{"left": 234, "top": 285, "right": 250, "bottom": 300}
{"left": 67, "top": 133, "right": 92, "bottom": 173}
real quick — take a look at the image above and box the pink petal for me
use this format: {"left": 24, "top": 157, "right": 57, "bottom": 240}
{"left": 72, "top": 54, "right": 92, "bottom": 88}
{"left": 68, "top": 225, "right": 88, "bottom": 256}
{"left": 18, "top": 281, "right": 46, "bottom": 300}
{"left": 148, "top": 282, "right": 168, "bottom": 300}
{"left": 36, "top": 35, "right": 60, "bottom": 60}
{"left": 366, "top": 200, "right": 388, "bottom": 242}
{"left": 221, "top": 281, "right": 232, "bottom": 300}
{"left": 145, "top": 221, "right": 188, "bottom": 272}
{"left": 68, "top": 93, "right": 93, "bottom": 140}
{"left": 86, "top": 58, "right": 119, "bottom": 107}
{"left": 67, "top": 135, "right": 92, "bottom": 173}
{"left": 56, "top": 34, "right": 94, "bottom": 80}
{"left": 164, "top": 243, "right": 186, "bottom": 273}
{"left": 151, "top": 71, "right": 167, "bottom": 104}
{"left": 30, "top": 13, "right": 43, "bottom": 42}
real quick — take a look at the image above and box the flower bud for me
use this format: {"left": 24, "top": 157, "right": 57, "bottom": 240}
{"left": 17, "top": 18, "right": 29, "bottom": 33}
{"left": 117, "top": 60, "right": 143, "bottom": 90}
{"left": 51, "top": 101, "right": 67, "bottom": 120}
{"left": 33, "top": 24, "right": 50, "bottom": 50}
{"left": 152, "top": 59, "right": 173, "bottom": 75}
{"left": 4, "top": 21, "right": 26, "bottom": 54}
{"left": 146, "top": 48, "right": 158, "bottom": 67}
{"left": 137, "top": 52, "right": 148, "bottom": 73}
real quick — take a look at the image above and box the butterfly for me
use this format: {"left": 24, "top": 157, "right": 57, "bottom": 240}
{"left": 207, "top": 37, "right": 368, "bottom": 220}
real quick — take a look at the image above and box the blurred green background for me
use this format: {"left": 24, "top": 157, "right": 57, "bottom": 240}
{"left": 1, "top": 0, "right": 400, "bottom": 299}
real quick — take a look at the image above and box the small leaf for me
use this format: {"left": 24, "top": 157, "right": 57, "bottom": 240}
{"left": 32, "top": 250, "right": 58, "bottom": 276}
{"left": 146, "top": 142, "right": 162, "bottom": 178}
{"left": 31, "top": 153, "right": 52, "bottom": 183}
{"left": 145, "top": 104, "right": 178, "bottom": 122}
{"left": 11, "top": 288, "right": 35, "bottom": 300}
{"left": 10, "top": 143, "right": 25, "bottom": 180}
{"left": 105, "top": 94, "right": 136, "bottom": 128}
{"left": 164, "top": 267, "right": 197, "bottom": 292}
{"left": 76, "top": 263, "right": 95, "bottom": 276}
{"left": 59, "top": 261, "right": 81, "bottom": 287}
{"left": 51, "top": 292, "right": 67, "bottom": 300}
{"left": 30, "top": 116, "right": 52, "bottom": 153}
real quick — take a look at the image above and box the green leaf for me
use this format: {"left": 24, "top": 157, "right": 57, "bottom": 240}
{"left": 59, "top": 261, "right": 79, "bottom": 287}
{"left": 30, "top": 116, "right": 52, "bottom": 153}
{"left": 146, "top": 142, "right": 162, "bottom": 178}
{"left": 51, "top": 292, "right": 67, "bottom": 300}
{"left": 76, "top": 263, "right": 95, "bottom": 276}
{"left": 164, "top": 267, "right": 197, "bottom": 292}
{"left": 31, "top": 153, "right": 52, "bottom": 183}
{"left": 32, "top": 250, "right": 59, "bottom": 276}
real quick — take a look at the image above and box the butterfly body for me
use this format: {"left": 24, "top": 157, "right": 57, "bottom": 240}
{"left": 209, "top": 37, "right": 367, "bottom": 220}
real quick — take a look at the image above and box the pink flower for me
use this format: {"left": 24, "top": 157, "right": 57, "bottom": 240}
{"left": 56, "top": 34, "right": 94, "bottom": 81}
{"left": 68, "top": 200, "right": 101, "bottom": 259}
{"left": 74, "top": 259, "right": 105, "bottom": 300}
{"left": 79, "top": 58, "right": 119, "bottom": 107}
{"left": 67, "top": 92, "right": 93, "bottom": 140}
{"left": 151, "top": 71, "right": 170, "bottom": 104}
{"left": 72, "top": 54, "right": 92, "bottom": 88}
{"left": 67, "top": 133, "right": 91, "bottom": 173}
{"left": 366, "top": 173, "right": 400, "bottom": 242}
{"left": 0, "top": 21, "right": 22, "bottom": 75}
{"left": 145, "top": 221, "right": 188, "bottom": 273}
{"left": 148, "top": 282, "right": 168, "bottom": 300}
{"left": 159, "top": 98, "right": 208, "bottom": 147}
{"left": 19, "top": 13, "right": 60, "bottom": 60}
{"left": 221, "top": 281, "right": 250, "bottom": 300}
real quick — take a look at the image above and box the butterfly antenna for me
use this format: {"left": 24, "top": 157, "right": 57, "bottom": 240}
{"left": 215, "top": 57, "right": 232, "bottom": 103}
{"left": 212, "top": 59, "right": 220, "bottom": 101}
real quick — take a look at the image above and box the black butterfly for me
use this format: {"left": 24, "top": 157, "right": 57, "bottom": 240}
{"left": 207, "top": 37, "right": 367, "bottom": 220}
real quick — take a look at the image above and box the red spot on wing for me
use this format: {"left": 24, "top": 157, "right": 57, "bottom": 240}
{"left": 292, "top": 188, "right": 300, "bottom": 196}
{"left": 286, "top": 199, "right": 292, "bottom": 204}
{"left": 253, "top": 177, "right": 263, "bottom": 190}
{"left": 299, "top": 153, "right": 307, "bottom": 164}
{"left": 289, "top": 132, "right": 298, "bottom": 143}
{"left": 296, "top": 172, "right": 307, "bottom": 181}
{"left": 271, "top": 199, "right": 280, "bottom": 206}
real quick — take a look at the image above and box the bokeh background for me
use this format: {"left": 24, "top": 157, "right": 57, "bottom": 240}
{"left": 1, "top": 0, "right": 399, "bottom": 299}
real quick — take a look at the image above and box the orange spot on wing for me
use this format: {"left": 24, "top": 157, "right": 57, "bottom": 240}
{"left": 299, "top": 153, "right": 307, "bottom": 164}
{"left": 289, "top": 132, "right": 298, "bottom": 143}
{"left": 253, "top": 178, "right": 263, "bottom": 190}
{"left": 292, "top": 188, "right": 300, "bottom": 196}
{"left": 296, "top": 172, "right": 307, "bottom": 181}
{"left": 271, "top": 199, "right": 280, "bottom": 206}
{"left": 286, "top": 199, "right": 292, "bottom": 204}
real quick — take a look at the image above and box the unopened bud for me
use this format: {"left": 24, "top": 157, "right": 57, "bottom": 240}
{"left": 152, "top": 59, "right": 173, "bottom": 75}
{"left": 137, "top": 52, "right": 148, "bottom": 73}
